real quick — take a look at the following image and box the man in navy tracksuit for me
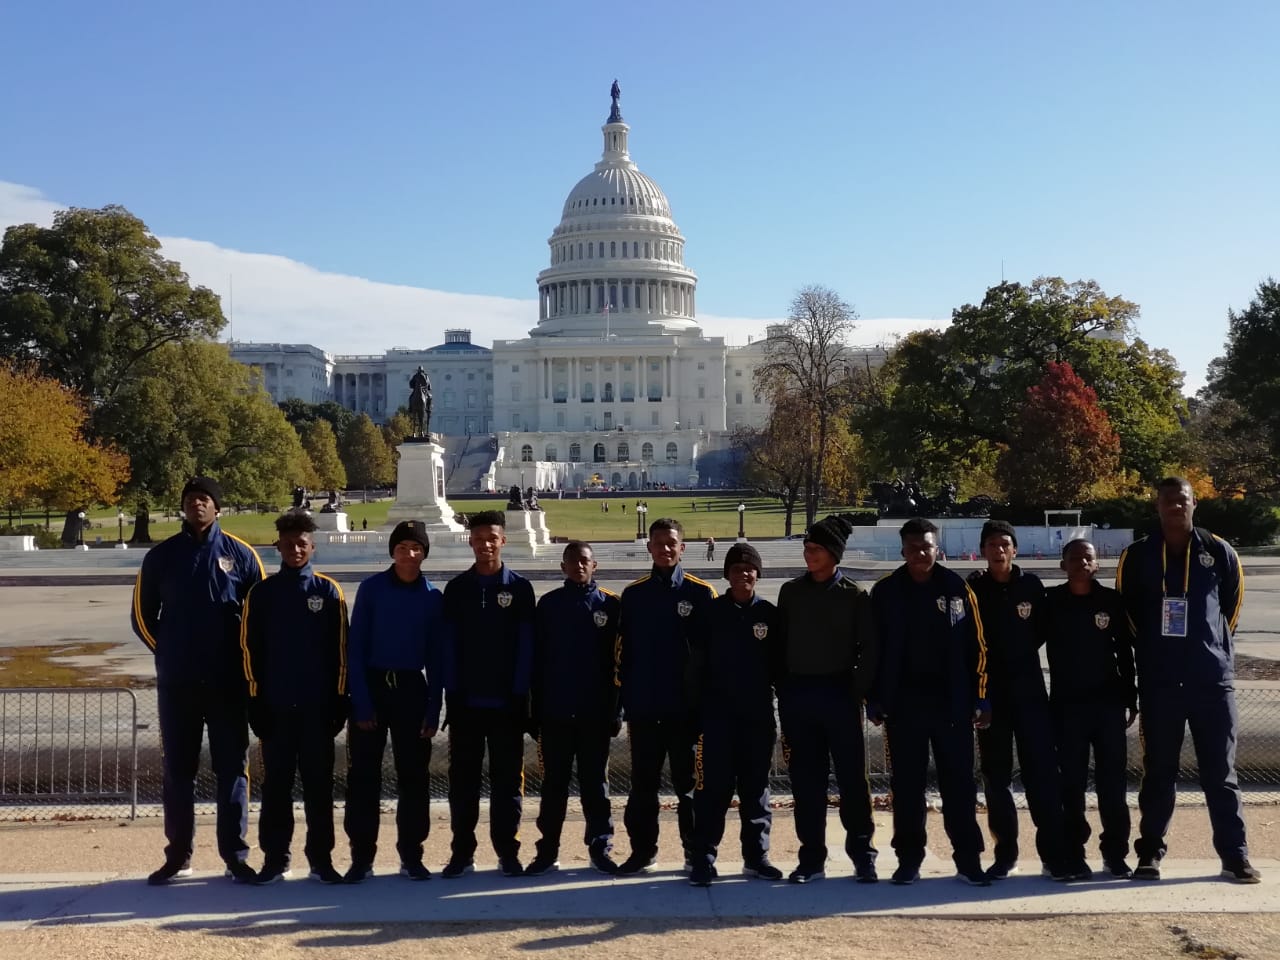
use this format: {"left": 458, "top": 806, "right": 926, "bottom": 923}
{"left": 967, "top": 520, "right": 1069, "bottom": 881}
{"left": 869, "top": 517, "right": 991, "bottom": 886}
{"left": 776, "top": 515, "right": 880, "bottom": 884}
{"left": 1117, "top": 477, "right": 1259, "bottom": 883}
{"left": 442, "top": 510, "right": 537, "bottom": 878}
{"left": 687, "top": 543, "right": 782, "bottom": 886}
{"left": 240, "top": 510, "right": 349, "bottom": 885}
{"left": 131, "top": 476, "right": 265, "bottom": 885}
{"left": 526, "top": 540, "right": 622, "bottom": 877}
{"left": 616, "top": 517, "right": 718, "bottom": 875}
{"left": 343, "top": 520, "right": 446, "bottom": 883}
{"left": 1043, "top": 537, "right": 1137, "bottom": 879}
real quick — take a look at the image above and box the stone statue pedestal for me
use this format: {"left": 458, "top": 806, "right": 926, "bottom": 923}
{"left": 503, "top": 509, "right": 551, "bottom": 551}
{"left": 388, "top": 440, "right": 466, "bottom": 533}
{"left": 313, "top": 511, "right": 350, "bottom": 533}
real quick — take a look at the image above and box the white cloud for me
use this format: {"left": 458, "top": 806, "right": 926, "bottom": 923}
{"left": 0, "top": 181, "right": 943, "bottom": 355}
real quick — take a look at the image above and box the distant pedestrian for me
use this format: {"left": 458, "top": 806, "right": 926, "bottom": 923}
{"left": 692, "top": 501, "right": 697, "bottom": 512}
{"left": 361, "top": 517, "right": 368, "bottom": 531}
{"left": 705, "top": 537, "right": 715, "bottom": 562}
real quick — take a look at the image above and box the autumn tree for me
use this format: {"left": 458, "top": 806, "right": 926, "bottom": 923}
{"left": 755, "top": 285, "right": 859, "bottom": 528}
{"left": 381, "top": 410, "right": 414, "bottom": 470}
{"left": 999, "top": 362, "right": 1121, "bottom": 506}
{"left": 341, "top": 414, "right": 394, "bottom": 490}
{"left": 303, "top": 419, "right": 347, "bottom": 490}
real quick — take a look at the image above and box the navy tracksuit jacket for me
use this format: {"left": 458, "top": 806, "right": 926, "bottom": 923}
{"left": 531, "top": 579, "right": 621, "bottom": 856}
{"left": 968, "top": 566, "right": 1065, "bottom": 868}
{"left": 130, "top": 520, "right": 264, "bottom": 868}
{"left": 870, "top": 563, "right": 989, "bottom": 867}
{"left": 1117, "top": 528, "right": 1249, "bottom": 864}
{"left": 1042, "top": 580, "right": 1136, "bottom": 864}
{"left": 240, "top": 561, "right": 348, "bottom": 869}
{"left": 686, "top": 593, "right": 781, "bottom": 866}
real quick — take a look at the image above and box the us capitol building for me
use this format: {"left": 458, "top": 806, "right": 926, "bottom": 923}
{"left": 232, "top": 84, "right": 882, "bottom": 491}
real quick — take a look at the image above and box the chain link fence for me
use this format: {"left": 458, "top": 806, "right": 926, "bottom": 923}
{"left": 3, "top": 685, "right": 1280, "bottom": 821}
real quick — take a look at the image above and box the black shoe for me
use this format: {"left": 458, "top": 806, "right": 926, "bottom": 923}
{"left": 890, "top": 862, "right": 920, "bottom": 885}
{"left": 255, "top": 863, "right": 291, "bottom": 885}
{"left": 308, "top": 864, "right": 344, "bottom": 884}
{"left": 1040, "top": 862, "right": 1072, "bottom": 882}
{"left": 146, "top": 860, "right": 193, "bottom": 886}
{"left": 853, "top": 857, "right": 879, "bottom": 884}
{"left": 400, "top": 861, "right": 432, "bottom": 880}
{"left": 617, "top": 852, "right": 656, "bottom": 875}
{"left": 689, "top": 861, "right": 714, "bottom": 886}
{"left": 1065, "top": 860, "right": 1093, "bottom": 882}
{"left": 1221, "top": 860, "right": 1262, "bottom": 884}
{"left": 788, "top": 864, "right": 825, "bottom": 884}
{"left": 1103, "top": 859, "right": 1133, "bottom": 880}
{"left": 588, "top": 842, "right": 619, "bottom": 875}
{"left": 499, "top": 855, "right": 524, "bottom": 877}
{"left": 742, "top": 858, "right": 783, "bottom": 881}
{"left": 1132, "top": 857, "right": 1161, "bottom": 881}
{"left": 525, "top": 853, "right": 560, "bottom": 877}
{"left": 955, "top": 860, "right": 991, "bottom": 886}
{"left": 224, "top": 861, "right": 258, "bottom": 884}
{"left": 344, "top": 862, "right": 374, "bottom": 884}
{"left": 985, "top": 860, "right": 1019, "bottom": 881}
{"left": 441, "top": 856, "right": 474, "bottom": 879}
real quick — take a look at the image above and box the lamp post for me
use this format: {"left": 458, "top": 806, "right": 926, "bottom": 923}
{"left": 76, "top": 510, "right": 88, "bottom": 550}
{"left": 737, "top": 501, "right": 746, "bottom": 542}
{"left": 636, "top": 502, "right": 648, "bottom": 542}
{"left": 115, "top": 508, "right": 127, "bottom": 549}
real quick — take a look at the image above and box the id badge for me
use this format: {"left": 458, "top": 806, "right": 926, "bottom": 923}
{"left": 1162, "top": 598, "right": 1189, "bottom": 638}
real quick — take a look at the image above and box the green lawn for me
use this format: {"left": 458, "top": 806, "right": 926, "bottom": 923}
{"left": 66, "top": 495, "right": 837, "bottom": 546}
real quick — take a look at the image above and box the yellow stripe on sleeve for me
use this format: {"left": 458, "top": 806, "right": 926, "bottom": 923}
{"left": 132, "top": 569, "right": 158, "bottom": 651}
{"left": 965, "top": 582, "right": 989, "bottom": 701}
{"left": 317, "top": 573, "right": 349, "bottom": 695}
{"left": 240, "top": 583, "right": 259, "bottom": 697}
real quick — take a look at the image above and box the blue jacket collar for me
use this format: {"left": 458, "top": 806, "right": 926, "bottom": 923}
{"left": 181, "top": 519, "right": 221, "bottom": 544}
{"left": 650, "top": 563, "right": 684, "bottom": 588}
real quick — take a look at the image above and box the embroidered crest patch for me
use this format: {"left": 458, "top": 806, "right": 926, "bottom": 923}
{"left": 497, "top": 590, "right": 513, "bottom": 608}
{"left": 950, "top": 597, "right": 966, "bottom": 620}
{"left": 307, "top": 595, "right": 325, "bottom": 613}
{"left": 752, "top": 622, "right": 769, "bottom": 639}
{"left": 593, "top": 609, "right": 608, "bottom": 628}
{"left": 677, "top": 600, "right": 693, "bottom": 617}
{"left": 217, "top": 555, "right": 234, "bottom": 573}
{"left": 1095, "top": 611, "right": 1111, "bottom": 629}
{"left": 936, "top": 597, "right": 947, "bottom": 613}
{"left": 1016, "top": 601, "right": 1032, "bottom": 620}
{"left": 1199, "top": 552, "right": 1215, "bottom": 568}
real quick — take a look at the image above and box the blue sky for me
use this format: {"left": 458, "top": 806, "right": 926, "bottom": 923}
{"left": 2, "top": 0, "right": 1277, "bottom": 391}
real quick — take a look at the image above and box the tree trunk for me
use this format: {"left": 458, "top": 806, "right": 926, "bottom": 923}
{"left": 60, "top": 508, "right": 87, "bottom": 547}
{"left": 783, "top": 500, "right": 795, "bottom": 537}
{"left": 130, "top": 500, "right": 154, "bottom": 544}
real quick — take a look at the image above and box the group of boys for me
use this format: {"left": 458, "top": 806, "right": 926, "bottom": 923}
{"left": 132, "top": 474, "right": 1259, "bottom": 888}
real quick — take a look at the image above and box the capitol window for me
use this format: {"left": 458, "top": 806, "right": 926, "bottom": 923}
{"left": 642, "top": 442, "right": 653, "bottom": 459}
{"left": 594, "top": 443, "right": 606, "bottom": 463}
{"left": 735, "top": 391, "right": 743, "bottom": 405}
{"left": 520, "top": 445, "right": 533, "bottom": 463}
{"left": 610, "top": 242, "right": 616, "bottom": 257}
{"left": 545, "top": 445, "right": 558, "bottom": 462}
{"left": 666, "top": 442, "right": 678, "bottom": 462}
{"left": 617, "top": 442, "right": 629, "bottom": 460}
{"left": 569, "top": 442, "right": 581, "bottom": 461}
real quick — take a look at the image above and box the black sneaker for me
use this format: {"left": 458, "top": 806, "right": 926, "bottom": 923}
{"left": 146, "top": 860, "right": 193, "bottom": 886}
{"left": 1132, "top": 857, "right": 1161, "bottom": 881}
{"left": 344, "top": 862, "right": 374, "bottom": 884}
{"left": 853, "top": 857, "right": 879, "bottom": 884}
{"left": 955, "top": 860, "right": 991, "bottom": 886}
{"left": 788, "top": 864, "right": 825, "bottom": 884}
{"left": 617, "top": 852, "right": 656, "bottom": 875}
{"left": 525, "top": 853, "right": 560, "bottom": 877}
{"left": 985, "top": 860, "right": 1019, "bottom": 881}
{"left": 743, "top": 858, "right": 782, "bottom": 881}
{"left": 890, "top": 862, "right": 920, "bottom": 885}
{"left": 1221, "top": 860, "right": 1262, "bottom": 884}
{"left": 1040, "top": 862, "right": 1073, "bottom": 882}
{"left": 224, "top": 861, "right": 258, "bottom": 884}
{"left": 255, "top": 863, "right": 291, "bottom": 885}
{"left": 499, "top": 855, "right": 524, "bottom": 877}
{"left": 1065, "top": 860, "right": 1093, "bottom": 882}
{"left": 399, "top": 861, "right": 432, "bottom": 881}
{"left": 1103, "top": 859, "right": 1133, "bottom": 880}
{"left": 441, "top": 857, "right": 474, "bottom": 879}
{"left": 308, "top": 864, "right": 344, "bottom": 884}
{"left": 689, "top": 861, "right": 714, "bottom": 886}
{"left": 588, "top": 841, "right": 619, "bottom": 875}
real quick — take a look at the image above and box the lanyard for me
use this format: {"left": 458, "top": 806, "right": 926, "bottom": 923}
{"left": 1161, "top": 539, "right": 1191, "bottom": 598}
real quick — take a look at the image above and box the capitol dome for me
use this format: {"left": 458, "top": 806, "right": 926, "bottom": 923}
{"left": 532, "top": 83, "right": 699, "bottom": 338}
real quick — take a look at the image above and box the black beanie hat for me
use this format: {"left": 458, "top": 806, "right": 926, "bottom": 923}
{"left": 805, "top": 514, "right": 854, "bottom": 563}
{"left": 723, "top": 542, "right": 763, "bottom": 579}
{"left": 980, "top": 519, "right": 1018, "bottom": 548}
{"left": 181, "top": 476, "right": 223, "bottom": 511}
{"left": 388, "top": 520, "right": 430, "bottom": 558}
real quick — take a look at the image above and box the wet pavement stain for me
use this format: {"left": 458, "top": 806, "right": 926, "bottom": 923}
{"left": 0, "top": 640, "right": 148, "bottom": 687}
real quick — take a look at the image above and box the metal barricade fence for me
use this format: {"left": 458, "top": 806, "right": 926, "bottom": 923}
{"left": 3, "top": 686, "right": 1280, "bottom": 821}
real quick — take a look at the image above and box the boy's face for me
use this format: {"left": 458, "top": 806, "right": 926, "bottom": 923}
{"left": 182, "top": 492, "right": 218, "bottom": 529}
{"left": 1061, "top": 542, "right": 1098, "bottom": 584}
{"left": 562, "top": 546, "right": 596, "bottom": 585}
{"left": 982, "top": 534, "right": 1017, "bottom": 573}
{"left": 901, "top": 533, "right": 938, "bottom": 578}
{"left": 726, "top": 561, "right": 758, "bottom": 603}
{"left": 647, "top": 527, "right": 685, "bottom": 568}
{"left": 276, "top": 530, "right": 316, "bottom": 569}
{"left": 1156, "top": 482, "right": 1196, "bottom": 534}
{"left": 391, "top": 540, "right": 425, "bottom": 579}
{"left": 802, "top": 541, "right": 835, "bottom": 575}
{"left": 469, "top": 523, "right": 506, "bottom": 563}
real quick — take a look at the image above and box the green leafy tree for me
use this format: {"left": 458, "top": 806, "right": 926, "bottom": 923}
{"left": 999, "top": 362, "right": 1122, "bottom": 506}
{"left": 381, "top": 410, "right": 414, "bottom": 474}
{"left": 303, "top": 418, "right": 347, "bottom": 490}
{"left": 342, "top": 414, "right": 394, "bottom": 489}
